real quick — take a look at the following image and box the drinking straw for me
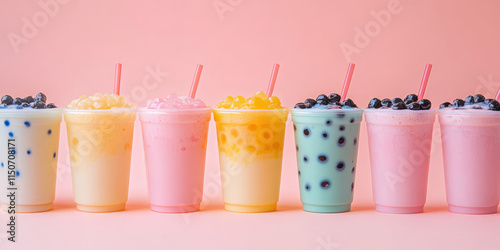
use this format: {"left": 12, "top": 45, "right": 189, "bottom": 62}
{"left": 266, "top": 63, "right": 280, "bottom": 97}
{"left": 114, "top": 63, "right": 122, "bottom": 95}
{"left": 495, "top": 86, "right": 500, "bottom": 101}
{"left": 189, "top": 64, "right": 204, "bottom": 99}
{"left": 340, "top": 63, "right": 356, "bottom": 102}
{"left": 418, "top": 63, "right": 432, "bottom": 100}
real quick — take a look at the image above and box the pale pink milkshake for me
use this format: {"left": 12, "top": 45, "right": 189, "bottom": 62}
{"left": 139, "top": 95, "right": 211, "bottom": 213}
{"left": 439, "top": 109, "right": 500, "bottom": 214}
{"left": 365, "top": 109, "right": 436, "bottom": 213}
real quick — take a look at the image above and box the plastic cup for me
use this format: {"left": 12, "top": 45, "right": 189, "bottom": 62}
{"left": 292, "top": 108, "right": 363, "bottom": 213}
{"left": 63, "top": 108, "right": 136, "bottom": 212}
{"left": 365, "top": 109, "right": 436, "bottom": 213}
{"left": 439, "top": 109, "right": 500, "bottom": 214}
{"left": 0, "top": 109, "right": 62, "bottom": 212}
{"left": 213, "top": 109, "right": 288, "bottom": 213}
{"left": 138, "top": 108, "right": 211, "bottom": 213}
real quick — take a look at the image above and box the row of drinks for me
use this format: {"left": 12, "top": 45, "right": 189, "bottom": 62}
{"left": 0, "top": 90, "right": 498, "bottom": 215}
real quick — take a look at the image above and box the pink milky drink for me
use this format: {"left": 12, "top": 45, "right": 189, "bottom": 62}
{"left": 365, "top": 109, "right": 436, "bottom": 213}
{"left": 439, "top": 108, "right": 500, "bottom": 214}
{"left": 139, "top": 95, "right": 211, "bottom": 213}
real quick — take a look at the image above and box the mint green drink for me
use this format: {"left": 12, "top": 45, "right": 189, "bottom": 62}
{"left": 292, "top": 96, "right": 363, "bottom": 213}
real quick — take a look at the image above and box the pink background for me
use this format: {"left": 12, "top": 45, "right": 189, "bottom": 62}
{"left": 1, "top": 0, "right": 500, "bottom": 249}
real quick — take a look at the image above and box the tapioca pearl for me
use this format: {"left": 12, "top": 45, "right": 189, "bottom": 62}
{"left": 303, "top": 156, "right": 308, "bottom": 162}
{"left": 303, "top": 128, "right": 310, "bottom": 136}
{"left": 351, "top": 166, "right": 355, "bottom": 173}
{"left": 53, "top": 152, "right": 56, "bottom": 158}
{"left": 338, "top": 137, "right": 345, "bottom": 146}
{"left": 24, "top": 121, "right": 30, "bottom": 127}
{"left": 48, "top": 129, "right": 52, "bottom": 135}
{"left": 322, "top": 132, "right": 328, "bottom": 139}
{"left": 27, "top": 150, "right": 31, "bottom": 155}
{"left": 354, "top": 137, "right": 357, "bottom": 145}
{"left": 8, "top": 132, "right": 14, "bottom": 137}
{"left": 337, "top": 161, "right": 345, "bottom": 171}
{"left": 318, "top": 155, "right": 328, "bottom": 163}
{"left": 4, "top": 120, "right": 9, "bottom": 126}
{"left": 351, "top": 182, "right": 354, "bottom": 192}
{"left": 298, "top": 170, "right": 301, "bottom": 176}
{"left": 350, "top": 118, "right": 355, "bottom": 123}
{"left": 293, "top": 124, "right": 296, "bottom": 131}
{"left": 305, "top": 183, "right": 311, "bottom": 191}
{"left": 339, "top": 125, "right": 345, "bottom": 131}
{"left": 230, "top": 128, "right": 238, "bottom": 137}
{"left": 326, "top": 120, "right": 332, "bottom": 126}
{"left": 220, "top": 133, "right": 227, "bottom": 144}
{"left": 320, "top": 180, "right": 331, "bottom": 189}
{"left": 16, "top": 171, "right": 20, "bottom": 177}
{"left": 337, "top": 113, "right": 345, "bottom": 118}
{"left": 296, "top": 145, "right": 299, "bottom": 151}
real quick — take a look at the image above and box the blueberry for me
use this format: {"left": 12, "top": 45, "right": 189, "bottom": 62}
{"left": 341, "top": 98, "right": 357, "bottom": 108}
{"left": 303, "top": 102, "right": 312, "bottom": 108}
{"left": 316, "top": 94, "right": 329, "bottom": 102}
{"left": 320, "top": 180, "right": 331, "bottom": 189}
{"left": 16, "top": 105, "right": 23, "bottom": 109}
{"left": 326, "top": 120, "right": 332, "bottom": 126}
{"left": 32, "top": 100, "right": 46, "bottom": 109}
{"left": 440, "top": 102, "right": 452, "bottom": 109}
{"left": 392, "top": 102, "right": 407, "bottom": 110}
{"left": 484, "top": 99, "right": 494, "bottom": 105}
{"left": 0, "top": 103, "right": 7, "bottom": 109}
{"left": 368, "top": 98, "right": 382, "bottom": 108}
{"left": 316, "top": 98, "right": 329, "bottom": 106}
{"left": 381, "top": 98, "right": 392, "bottom": 107}
{"left": 13, "top": 98, "right": 23, "bottom": 105}
{"left": 322, "top": 132, "right": 328, "bottom": 138}
{"left": 404, "top": 94, "right": 418, "bottom": 105}
{"left": 1, "top": 95, "right": 13, "bottom": 105}
{"left": 47, "top": 103, "right": 57, "bottom": 108}
{"left": 391, "top": 98, "right": 403, "bottom": 105}
{"left": 294, "top": 102, "right": 306, "bottom": 109}
{"left": 21, "top": 102, "right": 29, "bottom": 107}
{"left": 35, "top": 92, "right": 47, "bottom": 103}
{"left": 304, "top": 98, "right": 317, "bottom": 106}
{"left": 474, "top": 94, "right": 485, "bottom": 103}
{"left": 339, "top": 125, "right": 345, "bottom": 131}
{"left": 305, "top": 184, "right": 311, "bottom": 191}
{"left": 453, "top": 99, "right": 465, "bottom": 107}
{"left": 329, "top": 93, "right": 341, "bottom": 103}
{"left": 22, "top": 96, "right": 34, "bottom": 103}
{"left": 464, "top": 95, "right": 475, "bottom": 105}
{"left": 418, "top": 99, "right": 431, "bottom": 110}
{"left": 488, "top": 100, "right": 500, "bottom": 111}
{"left": 407, "top": 102, "right": 421, "bottom": 110}
{"left": 304, "top": 156, "right": 308, "bottom": 162}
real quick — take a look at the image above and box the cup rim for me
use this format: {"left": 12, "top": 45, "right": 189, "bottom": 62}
{"left": 63, "top": 107, "right": 137, "bottom": 113}
{"left": 291, "top": 108, "right": 363, "bottom": 114}
{"left": 438, "top": 108, "right": 500, "bottom": 116}
{"left": 138, "top": 107, "right": 212, "bottom": 113}
{"left": 364, "top": 108, "right": 436, "bottom": 114}
{"left": 0, "top": 108, "right": 63, "bottom": 113}
{"left": 212, "top": 108, "right": 289, "bottom": 112}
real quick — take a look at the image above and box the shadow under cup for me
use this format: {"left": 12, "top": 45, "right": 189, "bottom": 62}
{"left": 213, "top": 108, "right": 288, "bottom": 213}
{"left": 139, "top": 108, "right": 211, "bottom": 213}
{"left": 64, "top": 108, "right": 136, "bottom": 213}
{"left": 292, "top": 108, "right": 363, "bottom": 213}
{"left": 0, "top": 109, "right": 62, "bottom": 213}
{"left": 365, "top": 109, "right": 436, "bottom": 214}
{"left": 439, "top": 110, "right": 500, "bottom": 214}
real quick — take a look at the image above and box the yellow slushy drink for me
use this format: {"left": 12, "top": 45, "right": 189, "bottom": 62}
{"left": 214, "top": 91, "right": 288, "bottom": 212}
{"left": 64, "top": 94, "right": 135, "bottom": 212}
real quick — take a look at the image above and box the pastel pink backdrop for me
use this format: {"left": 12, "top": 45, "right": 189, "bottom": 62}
{"left": 1, "top": 0, "right": 500, "bottom": 249}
